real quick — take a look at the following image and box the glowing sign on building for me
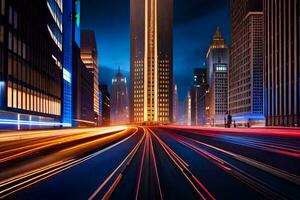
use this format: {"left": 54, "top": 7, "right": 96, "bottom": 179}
{"left": 75, "top": 0, "right": 81, "bottom": 47}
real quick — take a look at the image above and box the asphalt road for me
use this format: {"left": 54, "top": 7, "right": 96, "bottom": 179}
{"left": 0, "top": 126, "right": 299, "bottom": 200}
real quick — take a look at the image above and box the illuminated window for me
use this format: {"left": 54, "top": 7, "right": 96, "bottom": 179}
{"left": 27, "top": 92, "right": 30, "bottom": 110}
{"left": 30, "top": 93, "right": 33, "bottom": 111}
{"left": 18, "top": 89, "right": 22, "bottom": 109}
{"left": 13, "top": 87, "right": 17, "bottom": 108}
{"left": 7, "top": 84, "right": 12, "bottom": 108}
{"left": 22, "top": 91, "right": 26, "bottom": 109}
{"left": 0, "top": 0, "right": 5, "bottom": 15}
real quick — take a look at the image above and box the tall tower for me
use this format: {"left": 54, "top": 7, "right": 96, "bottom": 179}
{"left": 111, "top": 68, "right": 129, "bottom": 124}
{"left": 173, "top": 84, "right": 179, "bottom": 123}
{"left": 206, "top": 27, "right": 229, "bottom": 126}
{"left": 190, "top": 68, "right": 208, "bottom": 126}
{"left": 264, "top": 0, "right": 300, "bottom": 127}
{"left": 130, "top": 0, "right": 173, "bottom": 124}
{"left": 229, "top": 0, "right": 264, "bottom": 125}
{"left": 80, "top": 30, "right": 100, "bottom": 123}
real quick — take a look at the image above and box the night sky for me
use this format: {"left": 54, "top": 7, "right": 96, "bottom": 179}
{"left": 81, "top": 0, "right": 230, "bottom": 102}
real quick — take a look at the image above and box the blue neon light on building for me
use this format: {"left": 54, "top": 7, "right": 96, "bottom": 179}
{"left": 0, "top": 81, "right": 5, "bottom": 108}
{"left": 75, "top": 0, "right": 81, "bottom": 47}
{"left": 62, "top": 0, "right": 73, "bottom": 127}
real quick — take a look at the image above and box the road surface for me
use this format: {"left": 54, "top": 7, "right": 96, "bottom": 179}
{"left": 0, "top": 126, "right": 299, "bottom": 199}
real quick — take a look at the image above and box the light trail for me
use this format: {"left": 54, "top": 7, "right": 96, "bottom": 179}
{"left": 216, "top": 135, "right": 300, "bottom": 158}
{"left": 149, "top": 128, "right": 216, "bottom": 200}
{"left": 135, "top": 128, "right": 147, "bottom": 200}
{"left": 0, "top": 126, "right": 128, "bottom": 142}
{"left": 135, "top": 128, "right": 163, "bottom": 200}
{"left": 158, "top": 128, "right": 297, "bottom": 199}
{"left": 190, "top": 137, "right": 300, "bottom": 186}
{"left": 165, "top": 125, "right": 300, "bottom": 138}
{"left": 1, "top": 126, "right": 299, "bottom": 199}
{"left": 0, "top": 127, "right": 131, "bottom": 164}
{"left": 148, "top": 129, "right": 163, "bottom": 200}
{"left": 0, "top": 128, "right": 138, "bottom": 199}
{"left": 172, "top": 127, "right": 300, "bottom": 158}
{"left": 88, "top": 128, "right": 145, "bottom": 200}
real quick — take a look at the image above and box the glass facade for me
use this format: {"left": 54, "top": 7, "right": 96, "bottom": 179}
{"left": 62, "top": 0, "right": 73, "bottom": 126}
{"left": 0, "top": 0, "right": 64, "bottom": 129}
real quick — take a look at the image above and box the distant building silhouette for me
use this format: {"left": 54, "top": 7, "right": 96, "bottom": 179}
{"left": 99, "top": 84, "right": 110, "bottom": 126}
{"left": 173, "top": 84, "right": 179, "bottom": 123}
{"left": 190, "top": 68, "right": 208, "bottom": 126}
{"left": 111, "top": 68, "right": 129, "bottom": 124}
{"left": 81, "top": 30, "right": 100, "bottom": 124}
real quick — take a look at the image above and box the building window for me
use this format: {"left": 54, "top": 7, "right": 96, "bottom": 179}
{"left": 8, "top": 32, "right": 12, "bottom": 50}
{"left": 13, "top": 85, "right": 17, "bottom": 108}
{"left": 0, "top": 25, "right": 3, "bottom": 43}
{"left": 0, "top": 0, "right": 5, "bottom": 15}
{"left": 7, "top": 82, "right": 12, "bottom": 108}
{"left": 8, "top": 6, "right": 12, "bottom": 25}
{"left": 13, "top": 10, "right": 17, "bottom": 29}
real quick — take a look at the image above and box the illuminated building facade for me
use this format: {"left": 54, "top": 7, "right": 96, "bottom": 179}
{"left": 186, "top": 91, "right": 192, "bottom": 126}
{"left": 80, "top": 30, "right": 100, "bottom": 123}
{"left": 72, "top": 46, "right": 95, "bottom": 126}
{"left": 173, "top": 84, "right": 179, "bottom": 123}
{"left": 0, "top": 0, "right": 66, "bottom": 129}
{"left": 190, "top": 68, "right": 208, "bottom": 126}
{"left": 99, "top": 84, "right": 110, "bottom": 126}
{"left": 62, "top": 0, "right": 73, "bottom": 127}
{"left": 130, "top": 0, "right": 173, "bottom": 123}
{"left": 229, "top": 0, "right": 264, "bottom": 125}
{"left": 206, "top": 27, "right": 229, "bottom": 126}
{"left": 111, "top": 68, "right": 129, "bottom": 124}
{"left": 69, "top": 0, "right": 95, "bottom": 127}
{"left": 264, "top": 0, "right": 300, "bottom": 127}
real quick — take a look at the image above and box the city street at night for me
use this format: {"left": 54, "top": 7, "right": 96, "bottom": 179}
{"left": 0, "top": 0, "right": 300, "bottom": 199}
{"left": 0, "top": 127, "right": 299, "bottom": 200}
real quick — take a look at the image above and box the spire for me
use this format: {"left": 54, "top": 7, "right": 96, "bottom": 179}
{"left": 214, "top": 26, "right": 222, "bottom": 39}
{"left": 211, "top": 26, "right": 227, "bottom": 48}
{"left": 115, "top": 66, "right": 123, "bottom": 78}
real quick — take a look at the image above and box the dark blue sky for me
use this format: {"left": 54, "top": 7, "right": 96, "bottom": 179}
{"left": 81, "top": 0, "right": 230, "bottom": 101}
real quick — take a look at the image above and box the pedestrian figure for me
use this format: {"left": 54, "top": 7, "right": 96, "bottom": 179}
{"left": 227, "top": 114, "right": 232, "bottom": 128}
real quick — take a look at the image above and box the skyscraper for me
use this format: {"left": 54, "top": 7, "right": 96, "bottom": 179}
{"left": 186, "top": 91, "right": 192, "bottom": 126}
{"left": 0, "top": 0, "right": 65, "bottom": 129}
{"left": 72, "top": 47, "right": 95, "bottom": 126}
{"left": 130, "top": 0, "right": 173, "bottom": 124}
{"left": 111, "top": 68, "right": 129, "bottom": 124}
{"left": 99, "top": 84, "right": 110, "bottom": 126}
{"left": 229, "top": 0, "right": 264, "bottom": 126}
{"left": 206, "top": 27, "right": 229, "bottom": 126}
{"left": 80, "top": 30, "right": 100, "bottom": 123}
{"left": 190, "top": 68, "right": 208, "bottom": 126}
{"left": 264, "top": 0, "right": 300, "bottom": 127}
{"left": 173, "top": 84, "right": 179, "bottom": 123}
